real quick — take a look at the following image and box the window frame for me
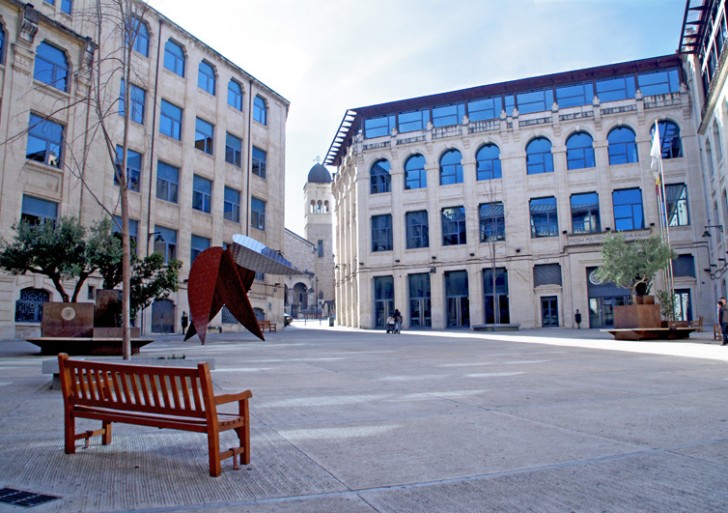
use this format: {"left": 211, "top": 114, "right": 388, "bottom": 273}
{"left": 192, "top": 174, "right": 212, "bottom": 214}
{"left": 371, "top": 214, "right": 393, "bottom": 252}
{"left": 198, "top": 60, "right": 216, "bottom": 95}
{"left": 156, "top": 161, "right": 179, "bottom": 204}
{"left": 163, "top": 39, "right": 185, "bottom": 77}
{"left": 405, "top": 210, "right": 429, "bottom": 249}
{"left": 526, "top": 137, "right": 554, "bottom": 175}
{"left": 439, "top": 149, "right": 463, "bottom": 185}
{"left": 252, "top": 146, "right": 267, "bottom": 178}
{"left": 370, "top": 159, "right": 391, "bottom": 194}
{"left": 529, "top": 196, "right": 559, "bottom": 238}
{"left": 194, "top": 117, "right": 214, "bottom": 155}
{"left": 253, "top": 95, "right": 267, "bottom": 125}
{"left": 225, "top": 132, "right": 242, "bottom": 167}
{"left": 441, "top": 206, "right": 467, "bottom": 246}
{"left": 160, "top": 99, "right": 182, "bottom": 140}
{"left": 612, "top": 188, "right": 644, "bottom": 231}
{"left": 404, "top": 154, "right": 427, "bottom": 190}
{"left": 251, "top": 196, "right": 266, "bottom": 231}
{"left": 224, "top": 186, "right": 241, "bottom": 223}
{"left": 570, "top": 192, "right": 601, "bottom": 234}
{"left": 479, "top": 202, "right": 506, "bottom": 242}
{"left": 607, "top": 126, "right": 639, "bottom": 165}
{"left": 119, "top": 80, "right": 146, "bottom": 124}
{"left": 26, "top": 113, "right": 64, "bottom": 168}
{"left": 566, "top": 132, "right": 595, "bottom": 170}
{"left": 34, "top": 41, "right": 69, "bottom": 92}
{"left": 114, "top": 145, "right": 142, "bottom": 192}
{"left": 228, "top": 79, "right": 243, "bottom": 110}
{"left": 476, "top": 144, "right": 502, "bottom": 180}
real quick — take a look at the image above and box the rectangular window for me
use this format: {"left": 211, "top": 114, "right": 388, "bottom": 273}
{"left": 364, "top": 115, "right": 396, "bottom": 138}
{"left": 398, "top": 109, "right": 429, "bottom": 133}
{"left": 223, "top": 186, "right": 241, "bottom": 223}
{"left": 533, "top": 263, "right": 562, "bottom": 287}
{"left": 195, "top": 117, "right": 214, "bottom": 154}
{"left": 595, "top": 75, "right": 636, "bottom": 102}
{"left": 664, "top": 183, "right": 689, "bottom": 226}
{"left": 371, "top": 214, "right": 393, "bottom": 252}
{"left": 225, "top": 133, "right": 242, "bottom": 167}
{"left": 252, "top": 146, "right": 267, "bottom": 178}
{"left": 61, "top": 0, "right": 71, "bottom": 14}
{"left": 251, "top": 197, "right": 266, "bottom": 231}
{"left": 27, "top": 113, "right": 63, "bottom": 168}
{"left": 119, "top": 80, "right": 146, "bottom": 124}
{"left": 21, "top": 194, "right": 58, "bottom": 225}
{"left": 112, "top": 215, "right": 139, "bottom": 253}
{"left": 160, "top": 99, "right": 182, "bottom": 140}
{"left": 317, "top": 240, "right": 324, "bottom": 258}
{"left": 156, "top": 161, "right": 179, "bottom": 203}
{"left": 191, "top": 234, "right": 210, "bottom": 263}
{"left": 612, "top": 188, "right": 644, "bottom": 231}
{"left": 192, "top": 174, "right": 212, "bottom": 213}
{"left": 479, "top": 202, "right": 505, "bottom": 242}
{"left": 673, "top": 254, "right": 695, "bottom": 278}
{"left": 114, "top": 146, "right": 141, "bottom": 192}
{"left": 228, "top": 80, "right": 243, "bottom": 110}
{"left": 441, "top": 206, "right": 466, "bottom": 246}
{"left": 638, "top": 69, "right": 680, "bottom": 96}
{"left": 468, "top": 97, "right": 501, "bottom": 121}
{"left": 432, "top": 103, "right": 465, "bottom": 127}
{"left": 405, "top": 210, "right": 429, "bottom": 249}
{"left": 555, "top": 82, "right": 593, "bottom": 108}
{"left": 153, "top": 226, "right": 177, "bottom": 264}
{"left": 530, "top": 197, "right": 558, "bottom": 238}
{"left": 516, "top": 89, "right": 553, "bottom": 114}
{"left": 570, "top": 192, "right": 600, "bottom": 234}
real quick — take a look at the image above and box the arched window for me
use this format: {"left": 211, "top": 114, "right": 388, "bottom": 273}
{"left": 607, "top": 126, "right": 638, "bottom": 165}
{"left": 164, "top": 39, "right": 185, "bottom": 76}
{"left": 34, "top": 41, "right": 68, "bottom": 92}
{"left": 310, "top": 199, "right": 316, "bottom": 213}
{"left": 15, "top": 287, "right": 50, "bottom": 323}
{"left": 228, "top": 79, "right": 243, "bottom": 110}
{"left": 128, "top": 17, "right": 149, "bottom": 57}
{"left": 198, "top": 60, "right": 216, "bottom": 95}
{"left": 526, "top": 137, "right": 554, "bottom": 174}
{"left": 566, "top": 132, "right": 595, "bottom": 170}
{"left": 254, "top": 95, "right": 267, "bottom": 125}
{"left": 440, "top": 149, "right": 463, "bottom": 185}
{"left": 370, "top": 159, "right": 391, "bottom": 194}
{"left": 476, "top": 143, "right": 502, "bottom": 180}
{"left": 405, "top": 154, "right": 426, "bottom": 190}
{"left": 651, "top": 120, "right": 683, "bottom": 160}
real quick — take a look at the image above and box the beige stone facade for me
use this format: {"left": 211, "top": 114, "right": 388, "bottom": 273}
{"left": 328, "top": 55, "right": 710, "bottom": 331}
{"left": 0, "top": 0, "right": 288, "bottom": 337}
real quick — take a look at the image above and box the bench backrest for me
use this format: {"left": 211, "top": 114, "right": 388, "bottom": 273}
{"left": 58, "top": 354, "right": 213, "bottom": 419}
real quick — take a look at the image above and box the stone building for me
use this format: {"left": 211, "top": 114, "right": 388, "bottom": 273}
{"left": 326, "top": 54, "right": 709, "bottom": 330}
{"left": 282, "top": 163, "right": 335, "bottom": 318}
{"left": 0, "top": 0, "right": 288, "bottom": 337}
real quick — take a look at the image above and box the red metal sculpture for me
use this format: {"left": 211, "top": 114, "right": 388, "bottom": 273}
{"left": 184, "top": 247, "right": 264, "bottom": 343}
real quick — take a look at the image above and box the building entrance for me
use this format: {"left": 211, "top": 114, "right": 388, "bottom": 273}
{"left": 445, "top": 270, "right": 469, "bottom": 328}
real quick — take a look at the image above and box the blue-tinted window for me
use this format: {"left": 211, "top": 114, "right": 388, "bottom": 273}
{"left": 114, "top": 146, "right": 142, "bottom": 192}
{"left": 153, "top": 226, "right": 177, "bottom": 263}
{"left": 0, "top": 23, "right": 4, "bottom": 65}
{"left": 373, "top": 276, "right": 394, "bottom": 329}
{"left": 608, "top": 126, "right": 638, "bottom": 165}
{"left": 665, "top": 183, "right": 689, "bottom": 227}
{"left": 253, "top": 95, "right": 267, "bottom": 125}
{"left": 371, "top": 214, "right": 393, "bottom": 252}
{"left": 191, "top": 234, "right": 210, "bottom": 263}
{"left": 442, "top": 206, "right": 466, "bottom": 246}
{"left": 566, "top": 132, "right": 595, "bottom": 170}
{"left": 596, "top": 75, "right": 636, "bottom": 102}
{"left": 194, "top": 117, "right": 214, "bottom": 154}
{"left": 405, "top": 210, "right": 429, "bottom": 249}
{"left": 526, "top": 137, "right": 554, "bottom": 174}
{"left": 468, "top": 97, "right": 501, "bottom": 121}
{"left": 638, "top": 69, "right": 680, "bottom": 96}
{"left": 479, "top": 202, "right": 505, "bottom": 242}
{"left": 370, "top": 159, "right": 391, "bottom": 194}
{"left": 164, "top": 40, "right": 185, "bottom": 76}
{"left": 27, "top": 113, "right": 63, "bottom": 167}
{"left": 192, "top": 174, "right": 212, "bottom": 213}
{"left": 160, "top": 100, "right": 182, "bottom": 140}
{"left": 530, "top": 197, "right": 558, "bottom": 237}
{"left": 129, "top": 17, "right": 149, "bottom": 56}
{"left": 432, "top": 103, "right": 465, "bottom": 127}
{"left": 364, "top": 115, "right": 395, "bottom": 138}
{"left": 228, "top": 79, "right": 243, "bottom": 110}
{"left": 652, "top": 120, "right": 682, "bottom": 159}
{"left": 198, "top": 60, "right": 216, "bottom": 95}
{"left": 225, "top": 132, "right": 242, "bottom": 167}
{"left": 156, "top": 161, "right": 179, "bottom": 203}
{"left": 440, "top": 149, "right": 463, "bottom": 185}
{"left": 398, "top": 109, "right": 428, "bottom": 133}
{"left": 119, "top": 80, "right": 146, "bottom": 124}
{"left": 61, "top": 0, "right": 71, "bottom": 14}
{"left": 112, "top": 216, "right": 139, "bottom": 253}
{"left": 517, "top": 89, "right": 553, "bottom": 114}
{"left": 21, "top": 194, "right": 58, "bottom": 225}
{"left": 476, "top": 144, "right": 502, "bottom": 180}
{"left": 252, "top": 146, "right": 267, "bottom": 178}
{"left": 224, "top": 186, "right": 241, "bottom": 223}
{"left": 34, "top": 41, "right": 68, "bottom": 92}
{"left": 613, "top": 188, "right": 644, "bottom": 231}
{"left": 556, "top": 82, "right": 594, "bottom": 108}
{"left": 570, "top": 192, "right": 600, "bottom": 234}
{"left": 251, "top": 196, "right": 266, "bottom": 230}
{"left": 405, "top": 154, "right": 426, "bottom": 190}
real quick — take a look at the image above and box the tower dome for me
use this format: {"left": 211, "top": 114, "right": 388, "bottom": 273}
{"left": 307, "top": 163, "right": 332, "bottom": 184}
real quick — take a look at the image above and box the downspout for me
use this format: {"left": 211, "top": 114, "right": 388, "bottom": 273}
{"left": 245, "top": 79, "right": 254, "bottom": 235}
{"left": 146, "top": 18, "right": 164, "bottom": 257}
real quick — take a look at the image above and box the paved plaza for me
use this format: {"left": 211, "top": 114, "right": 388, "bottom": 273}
{"left": 1, "top": 322, "right": 728, "bottom": 512}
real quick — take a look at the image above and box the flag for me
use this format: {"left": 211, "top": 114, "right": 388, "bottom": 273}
{"left": 650, "top": 121, "right": 662, "bottom": 183}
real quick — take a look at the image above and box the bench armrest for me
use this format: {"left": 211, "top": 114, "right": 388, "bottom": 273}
{"left": 214, "top": 390, "right": 253, "bottom": 406}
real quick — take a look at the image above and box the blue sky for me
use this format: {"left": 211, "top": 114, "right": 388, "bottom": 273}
{"left": 147, "top": 0, "right": 687, "bottom": 236}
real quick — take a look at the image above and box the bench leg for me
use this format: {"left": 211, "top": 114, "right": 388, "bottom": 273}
{"left": 208, "top": 429, "right": 222, "bottom": 477}
{"left": 64, "top": 412, "right": 76, "bottom": 454}
{"left": 102, "top": 421, "right": 112, "bottom": 445}
{"left": 238, "top": 398, "right": 251, "bottom": 465}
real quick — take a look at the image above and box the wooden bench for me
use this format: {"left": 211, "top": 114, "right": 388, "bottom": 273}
{"left": 258, "top": 320, "right": 276, "bottom": 333}
{"left": 57, "top": 353, "right": 252, "bottom": 477}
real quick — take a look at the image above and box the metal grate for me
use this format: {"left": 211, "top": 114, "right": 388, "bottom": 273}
{"left": 0, "top": 488, "right": 60, "bottom": 508}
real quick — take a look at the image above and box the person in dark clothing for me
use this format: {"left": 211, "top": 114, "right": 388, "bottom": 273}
{"left": 181, "top": 311, "right": 189, "bottom": 334}
{"left": 574, "top": 309, "right": 582, "bottom": 329}
{"left": 393, "top": 309, "right": 402, "bottom": 334}
{"left": 720, "top": 299, "right": 728, "bottom": 345}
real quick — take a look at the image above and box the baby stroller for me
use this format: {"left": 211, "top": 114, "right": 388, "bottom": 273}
{"left": 386, "top": 314, "right": 396, "bottom": 334}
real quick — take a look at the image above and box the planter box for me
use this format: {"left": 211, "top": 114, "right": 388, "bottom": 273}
{"left": 42, "top": 303, "right": 94, "bottom": 337}
{"left": 613, "top": 304, "right": 661, "bottom": 329}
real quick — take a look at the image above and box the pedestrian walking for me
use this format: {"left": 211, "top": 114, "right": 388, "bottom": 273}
{"left": 181, "top": 311, "right": 189, "bottom": 334}
{"left": 574, "top": 309, "right": 582, "bottom": 329}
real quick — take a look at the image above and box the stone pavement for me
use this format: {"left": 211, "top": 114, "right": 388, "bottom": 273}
{"left": 1, "top": 322, "right": 728, "bottom": 512}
